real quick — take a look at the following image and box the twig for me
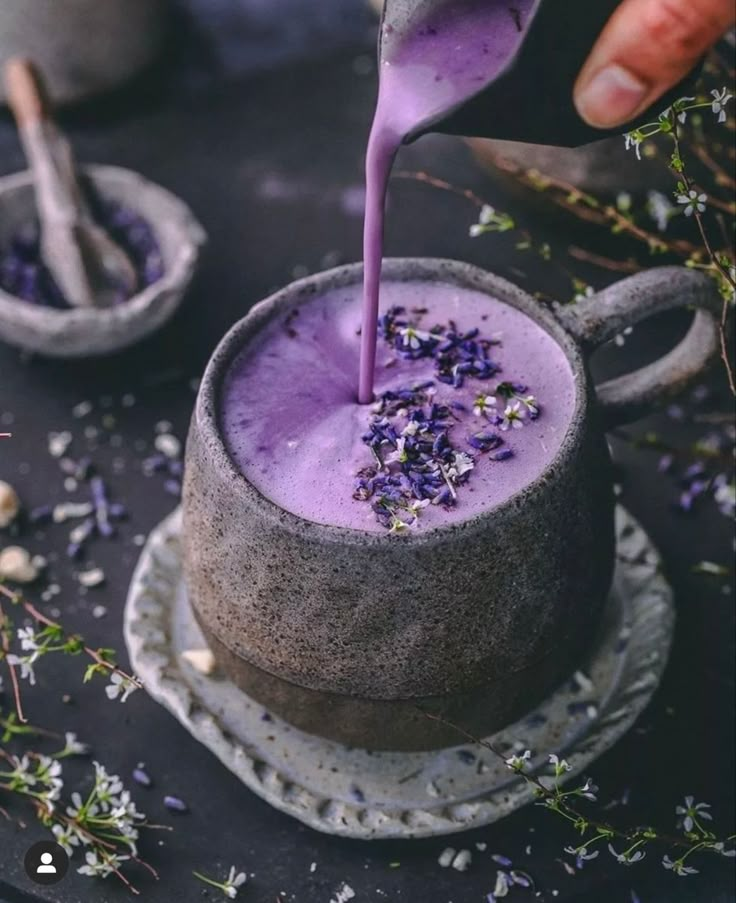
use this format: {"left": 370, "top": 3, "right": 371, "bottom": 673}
{"left": 0, "top": 584, "right": 141, "bottom": 690}
{"left": 419, "top": 709, "right": 727, "bottom": 854}
{"left": 568, "top": 246, "right": 642, "bottom": 273}
{"left": 0, "top": 602, "right": 26, "bottom": 724}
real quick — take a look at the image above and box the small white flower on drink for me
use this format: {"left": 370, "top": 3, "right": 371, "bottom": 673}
{"left": 500, "top": 402, "right": 525, "bottom": 431}
{"left": 473, "top": 394, "right": 496, "bottom": 416}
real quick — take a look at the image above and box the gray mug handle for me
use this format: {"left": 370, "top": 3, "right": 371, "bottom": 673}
{"left": 555, "top": 266, "right": 721, "bottom": 429}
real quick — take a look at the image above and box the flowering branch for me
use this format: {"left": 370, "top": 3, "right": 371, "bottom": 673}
{"left": 0, "top": 583, "right": 160, "bottom": 894}
{"left": 0, "top": 582, "right": 142, "bottom": 722}
{"left": 422, "top": 710, "right": 736, "bottom": 876}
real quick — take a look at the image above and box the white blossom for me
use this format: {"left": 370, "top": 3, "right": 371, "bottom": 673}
{"left": 105, "top": 671, "right": 137, "bottom": 703}
{"left": 662, "top": 854, "right": 698, "bottom": 876}
{"left": 500, "top": 402, "right": 525, "bottom": 431}
{"left": 676, "top": 190, "right": 707, "bottom": 217}
{"left": 549, "top": 753, "right": 572, "bottom": 774}
{"left": 675, "top": 796, "right": 712, "bottom": 833}
{"left": 78, "top": 850, "right": 130, "bottom": 878}
{"left": 6, "top": 651, "right": 39, "bottom": 685}
{"left": 564, "top": 846, "right": 599, "bottom": 861}
{"left": 223, "top": 865, "right": 247, "bottom": 898}
{"left": 447, "top": 452, "right": 475, "bottom": 480}
{"left": 52, "top": 823, "right": 83, "bottom": 856}
{"left": 473, "top": 394, "right": 496, "bottom": 416}
{"left": 61, "top": 732, "right": 91, "bottom": 757}
{"left": 608, "top": 843, "right": 645, "bottom": 865}
{"left": 711, "top": 87, "right": 733, "bottom": 123}
{"left": 579, "top": 778, "right": 599, "bottom": 802}
{"left": 17, "top": 626, "right": 39, "bottom": 652}
{"left": 505, "top": 749, "right": 532, "bottom": 772}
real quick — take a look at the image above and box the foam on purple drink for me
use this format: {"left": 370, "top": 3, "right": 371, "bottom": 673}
{"left": 221, "top": 279, "right": 575, "bottom": 532}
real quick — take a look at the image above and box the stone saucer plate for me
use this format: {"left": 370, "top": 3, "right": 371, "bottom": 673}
{"left": 124, "top": 505, "right": 673, "bottom": 840}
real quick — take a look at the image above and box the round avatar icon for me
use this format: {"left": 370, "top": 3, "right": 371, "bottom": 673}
{"left": 23, "top": 840, "right": 69, "bottom": 886}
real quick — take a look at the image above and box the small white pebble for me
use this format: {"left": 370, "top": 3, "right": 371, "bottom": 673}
{"left": 573, "top": 670, "right": 594, "bottom": 693}
{"left": 525, "top": 845, "right": 532, "bottom": 855}
{"left": 155, "top": 433, "right": 181, "bottom": 459}
{"left": 0, "top": 480, "right": 21, "bottom": 528}
{"left": 182, "top": 648, "right": 216, "bottom": 675}
{"left": 155, "top": 420, "right": 173, "bottom": 434}
{"left": 451, "top": 850, "right": 472, "bottom": 872}
{"left": 475, "top": 842, "right": 487, "bottom": 852}
{"left": 121, "top": 393, "right": 136, "bottom": 407}
{"left": 72, "top": 401, "right": 93, "bottom": 418}
{"left": 53, "top": 502, "right": 94, "bottom": 523}
{"left": 0, "top": 546, "right": 40, "bottom": 583}
{"left": 84, "top": 426, "right": 99, "bottom": 441}
{"left": 309, "top": 862, "right": 316, "bottom": 873}
{"left": 78, "top": 567, "right": 106, "bottom": 588}
{"left": 438, "top": 848, "right": 456, "bottom": 868}
{"left": 92, "top": 605, "right": 108, "bottom": 619}
{"left": 329, "top": 884, "right": 355, "bottom": 903}
{"left": 425, "top": 780, "right": 441, "bottom": 797}
{"left": 133, "top": 534, "right": 147, "bottom": 547}
{"left": 48, "top": 431, "right": 73, "bottom": 458}
{"left": 64, "top": 477, "right": 78, "bottom": 493}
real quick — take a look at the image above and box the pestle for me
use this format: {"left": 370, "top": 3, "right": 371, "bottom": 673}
{"left": 3, "top": 58, "right": 137, "bottom": 308}
{"left": 379, "top": 0, "right": 703, "bottom": 148}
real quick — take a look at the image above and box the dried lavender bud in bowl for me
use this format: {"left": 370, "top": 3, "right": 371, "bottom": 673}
{"left": 0, "top": 164, "right": 206, "bottom": 357}
{"left": 0, "top": 187, "right": 167, "bottom": 310}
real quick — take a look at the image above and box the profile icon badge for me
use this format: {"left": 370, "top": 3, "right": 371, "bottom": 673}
{"left": 23, "top": 840, "right": 69, "bottom": 886}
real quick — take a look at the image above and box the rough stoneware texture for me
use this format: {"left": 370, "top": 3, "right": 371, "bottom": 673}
{"left": 182, "top": 259, "right": 615, "bottom": 746}
{"left": 556, "top": 266, "right": 721, "bottom": 427}
{"left": 182, "top": 259, "right": 718, "bottom": 750}
{"left": 196, "top": 615, "right": 579, "bottom": 749}
{"left": 0, "top": 0, "right": 167, "bottom": 106}
{"left": 0, "top": 165, "right": 206, "bottom": 357}
{"left": 126, "top": 505, "right": 675, "bottom": 834}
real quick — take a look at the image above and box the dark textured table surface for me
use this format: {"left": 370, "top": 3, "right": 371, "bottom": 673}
{"left": 0, "top": 3, "right": 734, "bottom": 902}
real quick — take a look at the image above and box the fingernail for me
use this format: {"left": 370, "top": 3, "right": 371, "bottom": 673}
{"left": 575, "top": 64, "right": 649, "bottom": 128}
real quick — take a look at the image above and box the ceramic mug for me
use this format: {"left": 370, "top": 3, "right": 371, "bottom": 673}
{"left": 182, "top": 259, "right": 719, "bottom": 751}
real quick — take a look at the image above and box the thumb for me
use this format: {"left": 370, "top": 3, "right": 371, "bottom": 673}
{"left": 574, "top": 0, "right": 735, "bottom": 129}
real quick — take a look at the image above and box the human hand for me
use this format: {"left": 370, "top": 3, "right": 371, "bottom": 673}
{"left": 574, "top": 0, "right": 735, "bottom": 129}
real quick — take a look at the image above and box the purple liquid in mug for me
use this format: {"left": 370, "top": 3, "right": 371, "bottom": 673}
{"left": 360, "top": 0, "right": 535, "bottom": 402}
{"left": 220, "top": 0, "right": 574, "bottom": 533}
{"left": 221, "top": 281, "right": 575, "bottom": 532}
